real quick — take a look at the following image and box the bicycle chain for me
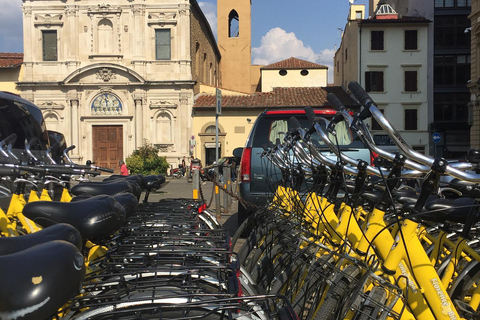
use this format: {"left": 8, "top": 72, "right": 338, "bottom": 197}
{"left": 197, "top": 173, "right": 259, "bottom": 210}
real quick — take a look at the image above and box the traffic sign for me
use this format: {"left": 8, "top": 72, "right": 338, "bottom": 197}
{"left": 432, "top": 132, "right": 441, "bottom": 143}
{"left": 216, "top": 88, "right": 222, "bottom": 115}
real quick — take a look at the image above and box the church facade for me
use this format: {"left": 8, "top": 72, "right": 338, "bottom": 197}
{"left": 19, "top": 0, "right": 219, "bottom": 170}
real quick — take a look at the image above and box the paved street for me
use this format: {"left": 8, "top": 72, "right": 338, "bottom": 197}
{"left": 145, "top": 176, "right": 240, "bottom": 240}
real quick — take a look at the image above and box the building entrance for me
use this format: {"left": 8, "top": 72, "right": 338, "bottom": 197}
{"left": 92, "top": 125, "right": 123, "bottom": 173}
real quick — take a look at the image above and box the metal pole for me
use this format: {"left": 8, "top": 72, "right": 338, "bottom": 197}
{"left": 223, "top": 163, "right": 230, "bottom": 212}
{"left": 215, "top": 114, "right": 219, "bottom": 162}
{"left": 214, "top": 165, "right": 221, "bottom": 219}
{"left": 192, "top": 169, "right": 199, "bottom": 200}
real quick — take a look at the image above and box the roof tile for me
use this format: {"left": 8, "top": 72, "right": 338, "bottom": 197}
{"left": 262, "top": 57, "right": 328, "bottom": 70}
{"left": 194, "top": 86, "right": 360, "bottom": 110}
{"left": 0, "top": 53, "right": 23, "bottom": 68}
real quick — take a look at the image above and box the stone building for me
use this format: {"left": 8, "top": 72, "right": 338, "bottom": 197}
{"left": 19, "top": 0, "right": 220, "bottom": 170}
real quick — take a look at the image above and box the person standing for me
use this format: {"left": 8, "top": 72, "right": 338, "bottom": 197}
{"left": 119, "top": 160, "right": 129, "bottom": 176}
{"left": 181, "top": 157, "right": 186, "bottom": 176}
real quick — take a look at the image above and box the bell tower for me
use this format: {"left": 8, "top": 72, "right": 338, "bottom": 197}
{"left": 217, "top": 0, "right": 252, "bottom": 93}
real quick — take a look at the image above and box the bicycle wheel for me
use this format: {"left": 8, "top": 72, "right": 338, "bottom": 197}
{"left": 292, "top": 262, "right": 332, "bottom": 319}
{"left": 311, "top": 264, "right": 361, "bottom": 320}
{"left": 350, "top": 286, "right": 387, "bottom": 320}
{"left": 449, "top": 260, "right": 480, "bottom": 314}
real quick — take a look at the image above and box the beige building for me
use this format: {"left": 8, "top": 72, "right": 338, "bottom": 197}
{"left": 18, "top": 0, "right": 219, "bottom": 171}
{"left": 192, "top": 57, "right": 357, "bottom": 165}
{"left": 0, "top": 53, "right": 23, "bottom": 94}
{"left": 334, "top": 3, "right": 431, "bottom": 154}
{"left": 261, "top": 57, "right": 328, "bottom": 92}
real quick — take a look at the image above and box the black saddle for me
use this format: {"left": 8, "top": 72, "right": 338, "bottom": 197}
{"left": 70, "top": 193, "right": 138, "bottom": 218}
{"left": 23, "top": 196, "right": 126, "bottom": 241}
{"left": 424, "top": 197, "right": 479, "bottom": 224}
{"left": 449, "top": 179, "right": 480, "bottom": 198}
{"left": 71, "top": 180, "right": 133, "bottom": 197}
{"left": 0, "top": 240, "right": 85, "bottom": 320}
{"left": 102, "top": 176, "right": 143, "bottom": 199}
{"left": 0, "top": 223, "right": 82, "bottom": 255}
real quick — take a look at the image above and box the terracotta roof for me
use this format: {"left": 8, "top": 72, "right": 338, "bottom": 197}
{"left": 0, "top": 53, "right": 23, "bottom": 68}
{"left": 194, "top": 86, "right": 360, "bottom": 110}
{"left": 261, "top": 57, "right": 328, "bottom": 70}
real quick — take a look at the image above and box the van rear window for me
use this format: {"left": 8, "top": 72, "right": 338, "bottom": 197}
{"left": 251, "top": 115, "right": 364, "bottom": 149}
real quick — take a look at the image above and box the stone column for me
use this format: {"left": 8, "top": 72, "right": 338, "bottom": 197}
{"left": 70, "top": 98, "right": 80, "bottom": 159}
{"left": 134, "top": 97, "right": 144, "bottom": 148}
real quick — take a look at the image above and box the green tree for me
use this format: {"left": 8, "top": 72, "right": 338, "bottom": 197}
{"left": 126, "top": 140, "right": 169, "bottom": 175}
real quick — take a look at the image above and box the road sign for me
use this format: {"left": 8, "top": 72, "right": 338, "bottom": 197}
{"left": 216, "top": 88, "right": 222, "bottom": 115}
{"left": 433, "top": 132, "right": 441, "bottom": 143}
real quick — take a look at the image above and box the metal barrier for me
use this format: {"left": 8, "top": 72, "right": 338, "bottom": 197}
{"left": 192, "top": 164, "right": 241, "bottom": 219}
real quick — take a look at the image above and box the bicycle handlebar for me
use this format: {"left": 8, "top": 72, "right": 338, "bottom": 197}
{"left": 348, "top": 81, "right": 480, "bottom": 182}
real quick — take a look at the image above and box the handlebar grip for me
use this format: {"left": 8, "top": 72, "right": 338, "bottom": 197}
{"left": 305, "top": 106, "right": 317, "bottom": 123}
{"left": 357, "top": 105, "right": 372, "bottom": 121}
{"left": 288, "top": 116, "right": 302, "bottom": 129}
{"left": 4, "top": 133, "right": 17, "bottom": 145}
{"left": 85, "top": 170, "right": 101, "bottom": 176}
{"left": 326, "top": 93, "right": 346, "bottom": 112}
{"left": 65, "top": 145, "right": 76, "bottom": 152}
{"left": 0, "top": 166, "right": 19, "bottom": 176}
{"left": 27, "top": 137, "right": 40, "bottom": 148}
{"left": 18, "top": 165, "right": 46, "bottom": 174}
{"left": 96, "top": 167, "right": 114, "bottom": 173}
{"left": 348, "top": 81, "right": 373, "bottom": 107}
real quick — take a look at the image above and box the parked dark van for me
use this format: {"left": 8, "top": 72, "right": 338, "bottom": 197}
{"left": 235, "top": 108, "right": 371, "bottom": 227}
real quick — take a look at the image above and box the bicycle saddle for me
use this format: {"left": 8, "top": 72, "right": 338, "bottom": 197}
{"left": 105, "top": 174, "right": 144, "bottom": 186}
{"left": 23, "top": 196, "right": 126, "bottom": 241}
{"left": 71, "top": 180, "right": 133, "bottom": 197}
{"left": 0, "top": 240, "right": 84, "bottom": 320}
{"left": 102, "top": 176, "right": 142, "bottom": 199}
{"left": 448, "top": 178, "right": 480, "bottom": 198}
{"left": 0, "top": 223, "right": 82, "bottom": 255}
{"left": 157, "top": 174, "right": 166, "bottom": 185}
{"left": 424, "top": 197, "right": 479, "bottom": 224}
{"left": 143, "top": 175, "right": 160, "bottom": 191}
{"left": 70, "top": 194, "right": 138, "bottom": 217}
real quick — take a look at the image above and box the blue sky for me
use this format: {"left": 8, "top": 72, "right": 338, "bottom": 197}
{"left": 0, "top": 0, "right": 368, "bottom": 82}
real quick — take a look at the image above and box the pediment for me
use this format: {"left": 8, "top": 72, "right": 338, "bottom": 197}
{"left": 64, "top": 64, "right": 145, "bottom": 84}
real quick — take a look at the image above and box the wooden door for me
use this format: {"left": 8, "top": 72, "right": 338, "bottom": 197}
{"left": 92, "top": 125, "right": 123, "bottom": 173}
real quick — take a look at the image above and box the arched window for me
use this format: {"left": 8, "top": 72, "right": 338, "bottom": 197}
{"left": 205, "top": 125, "right": 219, "bottom": 134}
{"left": 156, "top": 112, "right": 172, "bottom": 143}
{"left": 44, "top": 113, "right": 60, "bottom": 133}
{"left": 98, "top": 18, "right": 113, "bottom": 53}
{"left": 228, "top": 10, "right": 239, "bottom": 38}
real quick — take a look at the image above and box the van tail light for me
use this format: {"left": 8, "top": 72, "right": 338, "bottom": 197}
{"left": 240, "top": 147, "right": 252, "bottom": 182}
{"left": 371, "top": 151, "right": 379, "bottom": 166}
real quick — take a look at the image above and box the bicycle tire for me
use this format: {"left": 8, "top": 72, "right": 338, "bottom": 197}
{"left": 242, "top": 228, "right": 284, "bottom": 273}
{"left": 351, "top": 286, "right": 387, "bottom": 320}
{"left": 269, "top": 257, "right": 311, "bottom": 301}
{"left": 311, "top": 264, "right": 361, "bottom": 320}
{"left": 449, "top": 260, "right": 480, "bottom": 312}
{"left": 292, "top": 263, "right": 332, "bottom": 319}
{"left": 311, "top": 277, "right": 349, "bottom": 320}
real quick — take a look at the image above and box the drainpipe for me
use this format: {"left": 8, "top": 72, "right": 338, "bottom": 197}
{"left": 359, "top": 22, "right": 363, "bottom": 87}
